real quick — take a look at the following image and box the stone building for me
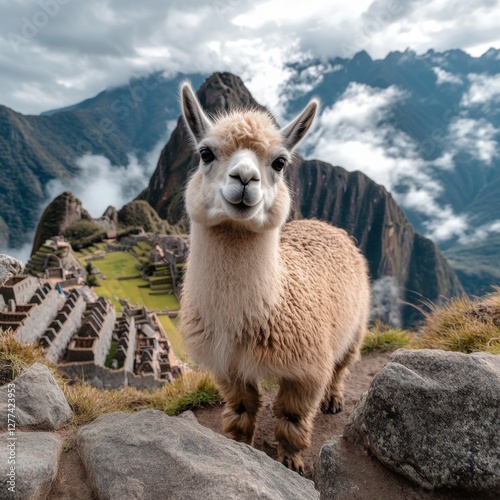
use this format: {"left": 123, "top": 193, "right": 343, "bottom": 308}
{"left": 0, "top": 265, "right": 182, "bottom": 391}
{"left": 0, "top": 275, "right": 63, "bottom": 344}
{"left": 66, "top": 297, "right": 115, "bottom": 366}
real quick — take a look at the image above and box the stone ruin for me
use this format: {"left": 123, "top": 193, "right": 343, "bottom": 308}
{"left": 0, "top": 275, "right": 183, "bottom": 389}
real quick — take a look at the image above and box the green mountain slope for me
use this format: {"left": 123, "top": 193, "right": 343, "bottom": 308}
{"left": 0, "top": 73, "right": 205, "bottom": 249}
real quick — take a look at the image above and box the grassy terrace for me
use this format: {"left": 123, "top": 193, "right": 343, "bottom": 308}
{"left": 76, "top": 248, "right": 180, "bottom": 313}
{"left": 158, "top": 316, "right": 183, "bottom": 360}
{"left": 75, "top": 244, "right": 183, "bottom": 358}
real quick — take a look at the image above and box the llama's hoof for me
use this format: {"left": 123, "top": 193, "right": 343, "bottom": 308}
{"left": 279, "top": 450, "right": 304, "bottom": 475}
{"left": 320, "top": 395, "right": 344, "bottom": 414}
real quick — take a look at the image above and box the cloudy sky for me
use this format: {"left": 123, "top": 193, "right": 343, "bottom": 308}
{"left": 1, "top": 0, "right": 500, "bottom": 115}
{"left": 1, "top": 0, "right": 500, "bottom": 262}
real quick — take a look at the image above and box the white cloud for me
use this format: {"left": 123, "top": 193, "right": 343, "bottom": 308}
{"left": 370, "top": 276, "right": 401, "bottom": 327}
{"left": 461, "top": 73, "right": 500, "bottom": 106}
{"left": 1, "top": 0, "right": 500, "bottom": 114}
{"left": 422, "top": 208, "right": 469, "bottom": 242}
{"left": 45, "top": 140, "right": 163, "bottom": 218}
{"left": 447, "top": 117, "right": 498, "bottom": 165}
{"left": 300, "top": 81, "right": 490, "bottom": 244}
{"left": 302, "top": 82, "right": 440, "bottom": 201}
{"left": 432, "top": 66, "right": 462, "bottom": 85}
{"left": 457, "top": 219, "right": 500, "bottom": 245}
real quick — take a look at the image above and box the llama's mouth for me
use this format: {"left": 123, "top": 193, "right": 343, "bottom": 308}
{"left": 221, "top": 195, "right": 262, "bottom": 220}
{"left": 233, "top": 201, "right": 251, "bottom": 210}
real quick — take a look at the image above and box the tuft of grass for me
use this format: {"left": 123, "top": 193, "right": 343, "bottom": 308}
{"left": 145, "top": 371, "right": 221, "bottom": 416}
{"left": 64, "top": 371, "right": 221, "bottom": 426}
{"left": 0, "top": 331, "right": 220, "bottom": 426}
{"left": 63, "top": 382, "right": 149, "bottom": 426}
{"left": 362, "top": 322, "right": 413, "bottom": 354}
{"left": 0, "top": 330, "right": 48, "bottom": 382}
{"left": 64, "top": 371, "right": 221, "bottom": 425}
{"left": 413, "top": 288, "right": 500, "bottom": 354}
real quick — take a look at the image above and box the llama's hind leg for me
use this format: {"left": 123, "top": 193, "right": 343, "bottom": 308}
{"left": 320, "top": 344, "right": 361, "bottom": 414}
{"left": 273, "top": 379, "right": 322, "bottom": 475}
{"left": 217, "top": 376, "right": 262, "bottom": 445}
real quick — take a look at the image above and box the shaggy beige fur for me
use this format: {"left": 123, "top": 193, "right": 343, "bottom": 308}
{"left": 179, "top": 82, "right": 370, "bottom": 474}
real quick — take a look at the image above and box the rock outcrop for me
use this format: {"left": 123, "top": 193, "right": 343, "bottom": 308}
{"left": 77, "top": 409, "right": 320, "bottom": 500}
{"left": 0, "top": 363, "right": 73, "bottom": 430}
{"left": 117, "top": 199, "right": 173, "bottom": 233}
{"left": 314, "top": 436, "right": 474, "bottom": 500}
{"left": 31, "top": 191, "right": 94, "bottom": 254}
{"left": 0, "top": 254, "right": 22, "bottom": 287}
{"left": 344, "top": 349, "right": 500, "bottom": 496}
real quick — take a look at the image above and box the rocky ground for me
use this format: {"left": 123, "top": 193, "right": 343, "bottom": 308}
{"left": 1, "top": 353, "right": 389, "bottom": 499}
{"left": 1, "top": 350, "right": 499, "bottom": 499}
{"left": 195, "top": 352, "right": 392, "bottom": 480}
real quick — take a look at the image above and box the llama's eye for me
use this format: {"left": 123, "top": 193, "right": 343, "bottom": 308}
{"left": 200, "top": 148, "right": 215, "bottom": 163}
{"left": 271, "top": 157, "right": 287, "bottom": 172}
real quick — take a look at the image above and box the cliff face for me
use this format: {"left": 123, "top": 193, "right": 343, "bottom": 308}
{"left": 139, "top": 73, "right": 463, "bottom": 327}
{"left": 0, "top": 73, "right": 205, "bottom": 249}
{"left": 287, "top": 160, "right": 463, "bottom": 325}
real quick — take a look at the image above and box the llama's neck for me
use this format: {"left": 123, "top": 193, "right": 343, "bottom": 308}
{"left": 185, "top": 222, "right": 284, "bottom": 339}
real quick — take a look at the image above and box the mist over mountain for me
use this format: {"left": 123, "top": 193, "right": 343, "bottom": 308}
{"left": 0, "top": 72, "right": 204, "bottom": 251}
{"left": 1, "top": 49, "right": 499, "bottom": 294}
{"left": 282, "top": 48, "right": 500, "bottom": 294}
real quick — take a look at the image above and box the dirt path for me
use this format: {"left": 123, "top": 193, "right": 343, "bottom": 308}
{"left": 194, "top": 352, "right": 391, "bottom": 479}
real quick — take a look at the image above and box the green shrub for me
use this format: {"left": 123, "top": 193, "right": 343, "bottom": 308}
{"left": 362, "top": 321, "right": 412, "bottom": 354}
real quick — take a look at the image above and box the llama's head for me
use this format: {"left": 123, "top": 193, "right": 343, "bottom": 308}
{"left": 181, "top": 82, "right": 318, "bottom": 232}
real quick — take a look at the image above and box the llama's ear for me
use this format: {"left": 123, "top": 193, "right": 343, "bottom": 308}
{"left": 280, "top": 99, "right": 319, "bottom": 150}
{"left": 180, "top": 82, "right": 213, "bottom": 143}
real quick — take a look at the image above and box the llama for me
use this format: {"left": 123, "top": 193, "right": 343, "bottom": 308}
{"left": 179, "top": 82, "right": 370, "bottom": 475}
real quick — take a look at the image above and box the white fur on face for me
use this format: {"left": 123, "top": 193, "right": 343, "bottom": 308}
{"left": 186, "top": 143, "right": 292, "bottom": 232}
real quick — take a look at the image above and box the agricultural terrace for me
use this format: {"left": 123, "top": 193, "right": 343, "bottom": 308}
{"left": 76, "top": 242, "right": 183, "bottom": 359}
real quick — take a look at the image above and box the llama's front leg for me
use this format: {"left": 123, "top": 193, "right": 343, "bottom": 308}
{"left": 216, "top": 376, "right": 262, "bottom": 445}
{"left": 273, "top": 379, "right": 322, "bottom": 475}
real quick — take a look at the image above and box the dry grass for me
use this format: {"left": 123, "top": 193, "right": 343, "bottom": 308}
{"left": 143, "top": 371, "right": 221, "bottom": 416}
{"left": 65, "top": 371, "right": 221, "bottom": 426}
{"left": 362, "top": 321, "right": 413, "bottom": 354}
{"left": 0, "top": 329, "right": 48, "bottom": 383}
{"left": 0, "top": 330, "right": 220, "bottom": 426}
{"left": 413, "top": 288, "right": 500, "bottom": 354}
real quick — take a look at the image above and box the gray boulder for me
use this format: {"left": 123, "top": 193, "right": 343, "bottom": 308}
{"left": 77, "top": 409, "right": 319, "bottom": 500}
{"left": 0, "top": 431, "right": 63, "bottom": 499}
{"left": 0, "top": 253, "right": 22, "bottom": 287}
{"left": 315, "top": 436, "right": 477, "bottom": 500}
{"left": 345, "top": 349, "right": 500, "bottom": 495}
{"left": 0, "top": 363, "right": 73, "bottom": 430}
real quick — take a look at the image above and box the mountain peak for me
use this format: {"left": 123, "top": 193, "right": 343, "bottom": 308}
{"left": 352, "top": 50, "right": 372, "bottom": 65}
{"left": 195, "top": 72, "right": 266, "bottom": 113}
{"left": 31, "top": 191, "right": 92, "bottom": 255}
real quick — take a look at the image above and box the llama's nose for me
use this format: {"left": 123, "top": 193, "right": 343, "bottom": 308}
{"left": 228, "top": 163, "right": 261, "bottom": 185}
